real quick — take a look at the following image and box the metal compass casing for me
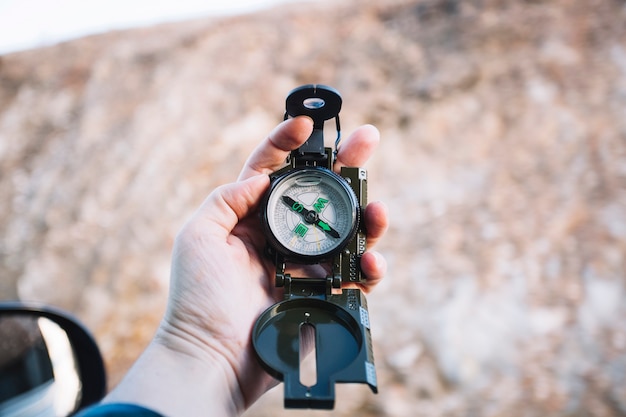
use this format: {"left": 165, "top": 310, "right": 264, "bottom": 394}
{"left": 253, "top": 84, "right": 378, "bottom": 409}
{"left": 261, "top": 166, "right": 360, "bottom": 264}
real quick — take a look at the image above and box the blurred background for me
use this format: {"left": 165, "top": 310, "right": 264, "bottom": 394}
{"left": 1, "top": 0, "right": 625, "bottom": 415}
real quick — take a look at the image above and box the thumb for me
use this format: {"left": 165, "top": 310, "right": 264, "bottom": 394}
{"left": 198, "top": 174, "right": 270, "bottom": 236}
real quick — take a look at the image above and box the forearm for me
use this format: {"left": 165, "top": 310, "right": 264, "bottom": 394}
{"left": 103, "top": 330, "right": 244, "bottom": 417}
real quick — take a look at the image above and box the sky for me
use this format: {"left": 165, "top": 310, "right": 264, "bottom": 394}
{"left": 0, "top": 0, "right": 304, "bottom": 54}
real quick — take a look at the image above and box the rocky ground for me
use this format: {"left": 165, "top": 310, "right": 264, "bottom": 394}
{"left": 1, "top": 0, "right": 625, "bottom": 415}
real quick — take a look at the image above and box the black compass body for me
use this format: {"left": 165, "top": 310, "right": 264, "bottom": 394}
{"left": 261, "top": 166, "right": 360, "bottom": 264}
{"left": 253, "top": 85, "right": 377, "bottom": 409}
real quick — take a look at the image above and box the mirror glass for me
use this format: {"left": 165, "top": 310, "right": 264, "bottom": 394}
{"left": 0, "top": 315, "right": 82, "bottom": 417}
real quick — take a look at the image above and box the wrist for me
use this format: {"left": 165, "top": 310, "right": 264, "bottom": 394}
{"left": 105, "top": 322, "right": 245, "bottom": 417}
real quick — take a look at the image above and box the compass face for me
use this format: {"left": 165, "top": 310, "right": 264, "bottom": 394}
{"left": 263, "top": 167, "right": 359, "bottom": 262}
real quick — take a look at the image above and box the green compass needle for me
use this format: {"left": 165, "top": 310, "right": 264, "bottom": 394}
{"left": 316, "top": 219, "right": 340, "bottom": 238}
{"left": 281, "top": 195, "right": 340, "bottom": 238}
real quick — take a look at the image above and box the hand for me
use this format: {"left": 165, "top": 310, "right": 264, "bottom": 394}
{"left": 103, "top": 117, "right": 388, "bottom": 417}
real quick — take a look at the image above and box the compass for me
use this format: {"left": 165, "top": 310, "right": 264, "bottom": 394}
{"left": 261, "top": 166, "right": 359, "bottom": 263}
{"left": 254, "top": 85, "right": 377, "bottom": 409}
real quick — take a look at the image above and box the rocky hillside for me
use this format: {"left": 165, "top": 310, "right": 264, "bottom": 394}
{"left": 1, "top": 0, "right": 625, "bottom": 416}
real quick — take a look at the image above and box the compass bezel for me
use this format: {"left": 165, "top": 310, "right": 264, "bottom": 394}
{"left": 261, "top": 166, "right": 360, "bottom": 264}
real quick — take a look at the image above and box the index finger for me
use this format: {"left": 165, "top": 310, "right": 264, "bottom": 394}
{"left": 238, "top": 116, "right": 313, "bottom": 181}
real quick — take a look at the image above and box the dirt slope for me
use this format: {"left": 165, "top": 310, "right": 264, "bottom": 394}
{"left": 1, "top": 0, "right": 625, "bottom": 415}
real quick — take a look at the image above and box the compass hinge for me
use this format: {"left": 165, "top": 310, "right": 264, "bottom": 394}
{"left": 282, "top": 276, "right": 330, "bottom": 300}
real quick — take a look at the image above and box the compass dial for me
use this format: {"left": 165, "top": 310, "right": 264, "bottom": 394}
{"left": 262, "top": 167, "right": 359, "bottom": 262}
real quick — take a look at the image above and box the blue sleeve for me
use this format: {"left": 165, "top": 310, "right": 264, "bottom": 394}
{"left": 75, "top": 403, "right": 164, "bottom": 416}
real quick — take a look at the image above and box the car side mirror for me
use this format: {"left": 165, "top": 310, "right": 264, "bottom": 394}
{"left": 0, "top": 302, "right": 106, "bottom": 416}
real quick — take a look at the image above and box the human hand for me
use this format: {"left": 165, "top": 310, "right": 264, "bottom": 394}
{"left": 104, "top": 117, "right": 388, "bottom": 417}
